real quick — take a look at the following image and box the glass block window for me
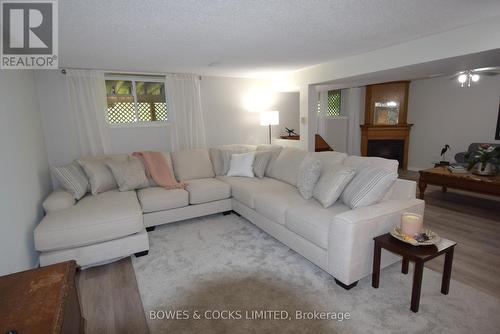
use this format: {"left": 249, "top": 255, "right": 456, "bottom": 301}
{"left": 105, "top": 78, "right": 167, "bottom": 125}
{"left": 327, "top": 90, "right": 341, "bottom": 117}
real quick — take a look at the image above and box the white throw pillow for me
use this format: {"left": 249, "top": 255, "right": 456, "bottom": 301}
{"left": 341, "top": 166, "right": 398, "bottom": 209}
{"left": 313, "top": 166, "right": 356, "bottom": 208}
{"left": 226, "top": 152, "right": 255, "bottom": 178}
{"left": 296, "top": 156, "right": 321, "bottom": 199}
{"left": 106, "top": 156, "right": 150, "bottom": 192}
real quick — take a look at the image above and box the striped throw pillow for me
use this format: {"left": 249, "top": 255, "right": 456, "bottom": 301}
{"left": 341, "top": 167, "right": 397, "bottom": 209}
{"left": 51, "top": 162, "right": 89, "bottom": 200}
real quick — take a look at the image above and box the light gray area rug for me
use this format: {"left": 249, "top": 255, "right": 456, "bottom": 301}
{"left": 132, "top": 214, "right": 500, "bottom": 334}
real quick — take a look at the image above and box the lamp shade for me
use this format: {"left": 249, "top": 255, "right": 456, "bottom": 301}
{"left": 260, "top": 111, "right": 279, "bottom": 126}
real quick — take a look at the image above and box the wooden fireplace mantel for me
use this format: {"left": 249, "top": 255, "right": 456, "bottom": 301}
{"left": 360, "top": 124, "right": 413, "bottom": 170}
{"left": 361, "top": 81, "right": 412, "bottom": 170}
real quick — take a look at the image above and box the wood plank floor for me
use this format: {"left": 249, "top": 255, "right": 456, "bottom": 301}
{"left": 77, "top": 257, "right": 149, "bottom": 334}
{"left": 400, "top": 171, "right": 500, "bottom": 298}
{"left": 76, "top": 174, "right": 500, "bottom": 332}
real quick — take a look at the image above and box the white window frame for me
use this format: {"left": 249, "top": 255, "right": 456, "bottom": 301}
{"left": 104, "top": 74, "right": 170, "bottom": 128}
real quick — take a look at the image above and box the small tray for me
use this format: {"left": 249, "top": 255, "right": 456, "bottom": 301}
{"left": 390, "top": 227, "right": 440, "bottom": 246}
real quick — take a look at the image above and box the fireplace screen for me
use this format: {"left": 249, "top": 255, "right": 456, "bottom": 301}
{"left": 367, "top": 139, "right": 404, "bottom": 168}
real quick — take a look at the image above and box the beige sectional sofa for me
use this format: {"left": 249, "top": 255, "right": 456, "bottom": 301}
{"left": 35, "top": 144, "right": 424, "bottom": 288}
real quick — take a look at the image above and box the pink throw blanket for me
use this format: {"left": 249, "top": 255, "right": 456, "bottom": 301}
{"left": 133, "top": 151, "right": 186, "bottom": 189}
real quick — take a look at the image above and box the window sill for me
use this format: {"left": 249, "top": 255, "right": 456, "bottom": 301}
{"left": 107, "top": 122, "right": 172, "bottom": 129}
{"left": 327, "top": 116, "right": 348, "bottom": 120}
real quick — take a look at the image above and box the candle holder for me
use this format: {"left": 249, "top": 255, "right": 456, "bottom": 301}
{"left": 400, "top": 212, "right": 423, "bottom": 237}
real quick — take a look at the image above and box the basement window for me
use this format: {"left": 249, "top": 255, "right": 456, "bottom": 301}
{"left": 317, "top": 89, "right": 342, "bottom": 117}
{"left": 105, "top": 76, "right": 167, "bottom": 125}
{"left": 327, "top": 90, "right": 341, "bottom": 117}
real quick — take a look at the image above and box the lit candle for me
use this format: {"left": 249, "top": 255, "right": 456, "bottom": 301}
{"left": 401, "top": 212, "right": 423, "bottom": 237}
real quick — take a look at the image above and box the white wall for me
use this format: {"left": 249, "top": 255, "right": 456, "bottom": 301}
{"left": 408, "top": 75, "right": 500, "bottom": 170}
{"left": 324, "top": 118, "right": 348, "bottom": 152}
{"left": 201, "top": 76, "right": 273, "bottom": 146}
{"left": 36, "top": 73, "right": 292, "bottom": 168}
{"left": 0, "top": 71, "right": 51, "bottom": 276}
{"left": 271, "top": 92, "right": 300, "bottom": 139}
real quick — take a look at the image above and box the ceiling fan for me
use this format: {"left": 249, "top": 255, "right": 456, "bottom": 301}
{"left": 450, "top": 67, "right": 500, "bottom": 87}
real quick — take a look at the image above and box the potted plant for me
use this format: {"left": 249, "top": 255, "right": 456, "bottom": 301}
{"left": 466, "top": 144, "right": 500, "bottom": 176}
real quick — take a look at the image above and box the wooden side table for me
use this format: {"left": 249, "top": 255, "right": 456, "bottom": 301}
{"left": 372, "top": 233, "right": 456, "bottom": 312}
{"left": 0, "top": 261, "right": 84, "bottom": 333}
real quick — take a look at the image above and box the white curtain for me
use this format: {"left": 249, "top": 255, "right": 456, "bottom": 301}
{"left": 166, "top": 73, "right": 207, "bottom": 151}
{"left": 316, "top": 90, "right": 328, "bottom": 138}
{"left": 66, "top": 69, "right": 111, "bottom": 156}
{"left": 346, "top": 87, "right": 362, "bottom": 156}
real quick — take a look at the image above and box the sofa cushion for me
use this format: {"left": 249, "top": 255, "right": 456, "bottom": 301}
{"left": 217, "top": 175, "right": 294, "bottom": 208}
{"left": 185, "top": 178, "right": 231, "bottom": 204}
{"left": 253, "top": 151, "right": 272, "bottom": 178}
{"left": 285, "top": 201, "right": 350, "bottom": 249}
{"left": 171, "top": 148, "right": 215, "bottom": 181}
{"left": 257, "top": 144, "right": 282, "bottom": 177}
{"left": 254, "top": 189, "right": 310, "bottom": 225}
{"left": 341, "top": 167, "right": 398, "bottom": 209}
{"left": 343, "top": 155, "right": 398, "bottom": 173}
{"left": 34, "top": 190, "right": 143, "bottom": 252}
{"left": 137, "top": 187, "right": 189, "bottom": 213}
{"left": 271, "top": 147, "right": 308, "bottom": 186}
{"left": 311, "top": 151, "right": 348, "bottom": 174}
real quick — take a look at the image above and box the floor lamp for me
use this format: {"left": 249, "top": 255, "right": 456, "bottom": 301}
{"left": 260, "top": 111, "right": 279, "bottom": 144}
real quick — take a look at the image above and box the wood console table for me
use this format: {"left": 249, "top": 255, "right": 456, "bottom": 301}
{"left": 418, "top": 167, "right": 500, "bottom": 200}
{"left": 0, "top": 261, "right": 84, "bottom": 334}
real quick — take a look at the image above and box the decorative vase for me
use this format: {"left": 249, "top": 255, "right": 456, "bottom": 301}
{"left": 472, "top": 162, "right": 498, "bottom": 176}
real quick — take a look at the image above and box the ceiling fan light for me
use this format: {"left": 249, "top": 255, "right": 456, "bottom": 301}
{"left": 471, "top": 74, "right": 480, "bottom": 82}
{"left": 458, "top": 74, "right": 467, "bottom": 83}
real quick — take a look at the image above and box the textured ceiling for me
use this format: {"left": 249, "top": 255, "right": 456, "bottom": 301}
{"left": 59, "top": 0, "right": 500, "bottom": 76}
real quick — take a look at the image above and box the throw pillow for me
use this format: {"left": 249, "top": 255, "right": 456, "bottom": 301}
{"left": 341, "top": 166, "right": 398, "bottom": 209}
{"left": 253, "top": 151, "right": 272, "bottom": 178}
{"left": 226, "top": 152, "right": 255, "bottom": 177}
{"left": 51, "top": 161, "right": 89, "bottom": 200}
{"left": 296, "top": 156, "right": 321, "bottom": 199}
{"left": 257, "top": 144, "right": 282, "bottom": 177}
{"left": 78, "top": 155, "right": 128, "bottom": 195}
{"left": 106, "top": 156, "right": 150, "bottom": 192}
{"left": 270, "top": 147, "right": 308, "bottom": 186}
{"left": 313, "top": 166, "right": 356, "bottom": 208}
{"left": 221, "top": 147, "right": 255, "bottom": 175}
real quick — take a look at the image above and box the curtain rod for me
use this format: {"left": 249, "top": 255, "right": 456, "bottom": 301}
{"left": 60, "top": 68, "right": 202, "bottom": 80}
